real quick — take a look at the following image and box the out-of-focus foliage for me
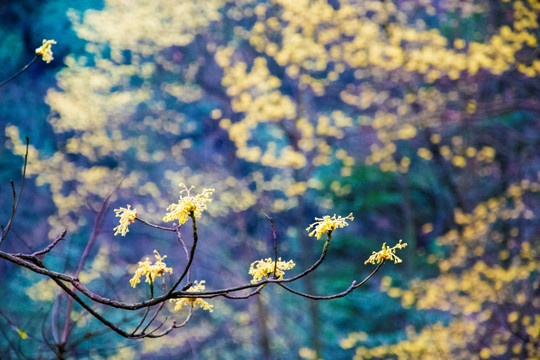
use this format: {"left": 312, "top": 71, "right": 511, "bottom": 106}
{"left": 2, "top": 0, "right": 540, "bottom": 358}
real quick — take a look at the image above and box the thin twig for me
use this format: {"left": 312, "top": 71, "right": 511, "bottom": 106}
{"left": 141, "top": 303, "right": 165, "bottom": 334}
{"left": 277, "top": 262, "right": 384, "bottom": 300}
{"left": 61, "top": 195, "right": 111, "bottom": 344}
{"left": 261, "top": 213, "right": 278, "bottom": 278}
{"left": 167, "top": 213, "right": 199, "bottom": 295}
{"left": 222, "top": 284, "right": 267, "bottom": 299}
{"left": 131, "top": 308, "right": 152, "bottom": 335}
{"left": 50, "top": 298, "right": 61, "bottom": 344}
{"left": 0, "top": 182, "right": 17, "bottom": 244}
{"left": 1, "top": 138, "right": 29, "bottom": 245}
{"left": 0, "top": 56, "right": 39, "bottom": 88}
{"left": 145, "top": 318, "right": 168, "bottom": 336}
{"left": 31, "top": 230, "right": 67, "bottom": 257}
{"left": 136, "top": 217, "right": 176, "bottom": 232}
{"left": 176, "top": 228, "right": 191, "bottom": 283}
{"left": 173, "top": 308, "right": 193, "bottom": 329}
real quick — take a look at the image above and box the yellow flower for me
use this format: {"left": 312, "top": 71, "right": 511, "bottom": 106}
{"left": 249, "top": 257, "right": 295, "bottom": 283}
{"left": 130, "top": 250, "right": 173, "bottom": 288}
{"left": 163, "top": 183, "right": 215, "bottom": 225}
{"left": 170, "top": 280, "right": 213, "bottom": 312}
{"left": 113, "top": 205, "right": 137, "bottom": 236}
{"left": 16, "top": 328, "right": 27, "bottom": 340}
{"left": 364, "top": 240, "right": 408, "bottom": 265}
{"left": 35, "top": 39, "right": 57, "bottom": 63}
{"left": 306, "top": 213, "right": 354, "bottom": 240}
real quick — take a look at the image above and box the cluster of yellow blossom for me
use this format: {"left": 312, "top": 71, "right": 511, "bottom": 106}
{"left": 352, "top": 321, "right": 477, "bottom": 359}
{"left": 71, "top": 0, "right": 223, "bottom": 58}
{"left": 248, "top": 258, "right": 295, "bottom": 283}
{"left": 163, "top": 184, "right": 215, "bottom": 225}
{"left": 16, "top": 328, "right": 28, "bottom": 340}
{"left": 246, "top": 0, "right": 540, "bottom": 107}
{"left": 370, "top": 175, "right": 540, "bottom": 358}
{"left": 170, "top": 280, "right": 213, "bottom": 312}
{"left": 379, "top": 256, "right": 540, "bottom": 358}
{"left": 129, "top": 250, "right": 173, "bottom": 288}
{"left": 364, "top": 240, "right": 408, "bottom": 265}
{"left": 339, "top": 331, "right": 368, "bottom": 350}
{"left": 113, "top": 205, "right": 138, "bottom": 236}
{"left": 35, "top": 39, "right": 57, "bottom": 63}
{"left": 215, "top": 53, "right": 306, "bottom": 168}
{"left": 306, "top": 213, "right": 354, "bottom": 240}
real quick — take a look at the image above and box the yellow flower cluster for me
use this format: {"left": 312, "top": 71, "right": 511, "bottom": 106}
{"left": 370, "top": 178, "right": 540, "bottom": 358}
{"left": 353, "top": 321, "right": 477, "bottom": 359}
{"left": 163, "top": 184, "right": 215, "bottom": 225}
{"left": 72, "top": 0, "right": 223, "bottom": 57}
{"left": 215, "top": 53, "right": 304, "bottom": 168}
{"left": 249, "top": 258, "right": 295, "bottom": 283}
{"left": 170, "top": 280, "right": 213, "bottom": 312}
{"left": 129, "top": 250, "right": 173, "bottom": 288}
{"left": 364, "top": 240, "right": 408, "bottom": 265}
{"left": 16, "top": 328, "right": 28, "bottom": 340}
{"left": 113, "top": 205, "right": 138, "bottom": 236}
{"left": 35, "top": 39, "right": 57, "bottom": 63}
{"left": 306, "top": 213, "right": 354, "bottom": 240}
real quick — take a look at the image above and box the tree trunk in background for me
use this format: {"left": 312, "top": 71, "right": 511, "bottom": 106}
{"left": 296, "top": 195, "right": 322, "bottom": 357}
{"left": 399, "top": 171, "right": 416, "bottom": 271}
{"left": 256, "top": 295, "right": 272, "bottom": 360}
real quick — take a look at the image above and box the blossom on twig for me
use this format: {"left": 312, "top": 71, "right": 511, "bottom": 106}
{"left": 35, "top": 39, "right": 57, "bottom": 63}
{"left": 130, "top": 250, "right": 173, "bottom": 288}
{"left": 364, "top": 240, "right": 408, "bottom": 265}
{"left": 113, "top": 205, "right": 137, "bottom": 236}
{"left": 170, "top": 280, "right": 213, "bottom": 312}
{"left": 249, "top": 257, "right": 295, "bottom": 283}
{"left": 163, "top": 183, "right": 214, "bottom": 226}
{"left": 306, "top": 213, "right": 354, "bottom": 240}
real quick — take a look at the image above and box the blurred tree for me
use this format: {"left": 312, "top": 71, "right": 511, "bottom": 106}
{"left": 2, "top": 0, "right": 540, "bottom": 358}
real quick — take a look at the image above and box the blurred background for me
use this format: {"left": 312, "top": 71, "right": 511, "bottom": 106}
{"left": 1, "top": 0, "right": 539, "bottom": 359}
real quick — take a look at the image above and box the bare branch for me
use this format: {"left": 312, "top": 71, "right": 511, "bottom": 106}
{"left": 167, "top": 213, "right": 199, "bottom": 295}
{"left": 176, "top": 228, "right": 191, "bottom": 283}
{"left": 31, "top": 230, "right": 67, "bottom": 257}
{"left": 261, "top": 212, "right": 279, "bottom": 278}
{"left": 0, "top": 138, "right": 29, "bottom": 245}
{"left": 278, "top": 262, "right": 384, "bottom": 300}
{"left": 0, "top": 56, "right": 39, "bottom": 88}
{"left": 141, "top": 302, "right": 165, "bottom": 335}
{"left": 61, "top": 196, "right": 111, "bottom": 344}
{"left": 0, "top": 250, "right": 78, "bottom": 282}
{"left": 222, "top": 284, "right": 267, "bottom": 300}
{"left": 136, "top": 217, "right": 176, "bottom": 232}
{"left": 131, "top": 307, "right": 152, "bottom": 335}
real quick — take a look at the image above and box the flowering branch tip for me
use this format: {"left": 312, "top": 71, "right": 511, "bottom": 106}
{"left": 170, "top": 280, "right": 213, "bottom": 312}
{"left": 130, "top": 250, "right": 173, "bottom": 288}
{"left": 249, "top": 258, "right": 295, "bottom": 283}
{"left": 35, "top": 39, "right": 57, "bottom": 63}
{"left": 163, "top": 183, "right": 214, "bottom": 226}
{"left": 365, "top": 240, "right": 408, "bottom": 265}
{"left": 113, "top": 205, "right": 137, "bottom": 236}
{"left": 306, "top": 213, "right": 354, "bottom": 239}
